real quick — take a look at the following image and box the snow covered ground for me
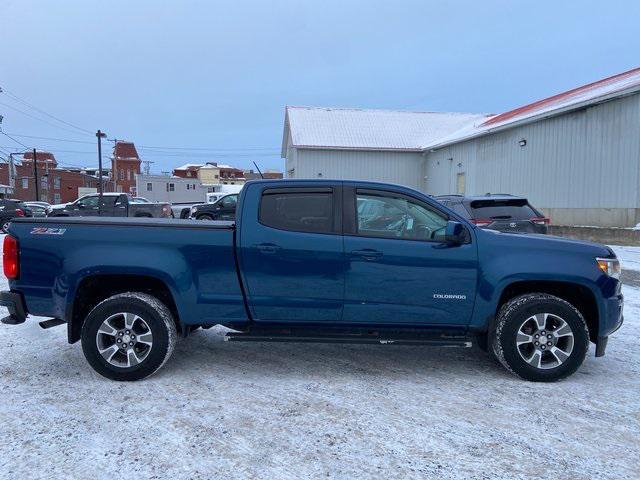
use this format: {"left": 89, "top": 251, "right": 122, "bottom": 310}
{"left": 0, "top": 239, "right": 639, "bottom": 479}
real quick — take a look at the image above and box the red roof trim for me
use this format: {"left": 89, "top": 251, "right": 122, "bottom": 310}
{"left": 482, "top": 67, "right": 640, "bottom": 127}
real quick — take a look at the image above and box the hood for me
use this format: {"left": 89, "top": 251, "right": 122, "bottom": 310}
{"left": 477, "top": 228, "right": 613, "bottom": 257}
{"left": 50, "top": 203, "right": 70, "bottom": 210}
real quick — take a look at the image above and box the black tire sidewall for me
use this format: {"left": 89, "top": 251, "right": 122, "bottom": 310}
{"left": 81, "top": 296, "right": 171, "bottom": 381}
{"left": 197, "top": 214, "right": 213, "bottom": 221}
{"left": 499, "top": 296, "right": 589, "bottom": 382}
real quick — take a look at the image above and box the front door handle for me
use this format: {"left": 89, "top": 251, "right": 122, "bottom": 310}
{"left": 350, "top": 249, "right": 383, "bottom": 261}
{"left": 254, "top": 243, "right": 281, "bottom": 254}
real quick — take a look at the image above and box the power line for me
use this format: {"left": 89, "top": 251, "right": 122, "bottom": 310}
{"left": 0, "top": 87, "right": 94, "bottom": 135}
{"left": 0, "top": 132, "right": 95, "bottom": 145}
{"left": 0, "top": 101, "right": 93, "bottom": 137}
{"left": 0, "top": 131, "right": 29, "bottom": 149}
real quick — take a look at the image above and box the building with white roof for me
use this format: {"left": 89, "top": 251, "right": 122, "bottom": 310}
{"left": 282, "top": 67, "right": 640, "bottom": 227}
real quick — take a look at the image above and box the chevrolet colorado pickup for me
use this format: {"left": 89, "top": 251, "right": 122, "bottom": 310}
{"left": 0, "top": 180, "right": 624, "bottom": 382}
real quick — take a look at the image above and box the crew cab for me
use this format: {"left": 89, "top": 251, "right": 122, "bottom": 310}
{"left": 48, "top": 193, "right": 172, "bottom": 218}
{"left": 0, "top": 180, "right": 623, "bottom": 382}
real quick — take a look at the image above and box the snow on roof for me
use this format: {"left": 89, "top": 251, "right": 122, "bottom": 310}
{"left": 282, "top": 106, "right": 488, "bottom": 155}
{"left": 427, "top": 66, "right": 640, "bottom": 149}
{"left": 174, "top": 163, "right": 204, "bottom": 170}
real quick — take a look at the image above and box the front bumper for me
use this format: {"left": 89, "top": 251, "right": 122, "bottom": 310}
{"left": 595, "top": 292, "right": 624, "bottom": 357}
{"left": 0, "top": 291, "right": 27, "bottom": 325}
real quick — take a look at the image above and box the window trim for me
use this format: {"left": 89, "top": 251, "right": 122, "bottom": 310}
{"left": 346, "top": 187, "right": 457, "bottom": 244}
{"left": 257, "top": 186, "right": 342, "bottom": 235}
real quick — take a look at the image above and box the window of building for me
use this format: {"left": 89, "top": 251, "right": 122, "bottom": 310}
{"left": 186, "top": 171, "right": 192, "bottom": 177}
{"left": 41, "top": 176, "right": 48, "bottom": 189}
{"left": 54, "top": 177, "right": 61, "bottom": 189}
{"left": 119, "top": 169, "right": 125, "bottom": 181}
{"left": 456, "top": 172, "right": 466, "bottom": 195}
{"left": 22, "top": 178, "right": 28, "bottom": 189}
{"left": 127, "top": 169, "right": 131, "bottom": 181}
{"left": 215, "top": 174, "right": 219, "bottom": 179}
{"left": 54, "top": 193, "right": 61, "bottom": 204}
{"left": 166, "top": 183, "right": 175, "bottom": 192}
{"left": 355, "top": 191, "right": 448, "bottom": 242}
{"left": 259, "top": 188, "right": 334, "bottom": 234}
{"left": 147, "top": 183, "right": 153, "bottom": 191}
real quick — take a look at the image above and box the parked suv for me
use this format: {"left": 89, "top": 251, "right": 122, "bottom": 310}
{"left": 48, "top": 193, "right": 172, "bottom": 218}
{"left": 436, "top": 194, "right": 550, "bottom": 234}
{"left": 0, "top": 198, "right": 31, "bottom": 233}
{"left": 189, "top": 193, "right": 238, "bottom": 221}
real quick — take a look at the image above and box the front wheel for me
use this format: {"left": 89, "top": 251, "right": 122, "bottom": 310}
{"left": 491, "top": 293, "right": 589, "bottom": 382}
{"left": 196, "top": 214, "right": 214, "bottom": 221}
{"left": 81, "top": 292, "right": 177, "bottom": 381}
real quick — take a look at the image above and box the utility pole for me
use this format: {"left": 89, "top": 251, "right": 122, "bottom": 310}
{"left": 33, "top": 148, "right": 39, "bottom": 201}
{"left": 96, "top": 130, "right": 106, "bottom": 214}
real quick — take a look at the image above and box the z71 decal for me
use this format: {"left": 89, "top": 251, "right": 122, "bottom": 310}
{"left": 30, "top": 227, "right": 67, "bottom": 236}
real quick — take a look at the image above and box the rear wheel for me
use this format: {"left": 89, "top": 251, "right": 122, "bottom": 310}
{"left": 196, "top": 214, "right": 214, "bottom": 221}
{"left": 491, "top": 293, "right": 589, "bottom": 382}
{"left": 81, "top": 292, "right": 177, "bottom": 381}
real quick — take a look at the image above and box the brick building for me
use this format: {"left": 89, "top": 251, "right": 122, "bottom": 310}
{"left": 111, "top": 141, "right": 142, "bottom": 194}
{"left": 0, "top": 151, "right": 107, "bottom": 204}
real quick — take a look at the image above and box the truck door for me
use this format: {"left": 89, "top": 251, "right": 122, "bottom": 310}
{"left": 238, "top": 184, "right": 344, "bottom": 323}
{"left": 342, "top": 187, "right": 477, "bottom": 327}
{"left": 108, "top": 194, "right": 129, "bottom": 217}
{"left": 72, "top": 195, "right": 100, "bottom": 216}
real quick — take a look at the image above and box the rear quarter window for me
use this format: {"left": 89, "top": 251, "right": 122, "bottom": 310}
{"left": 259, "top": 189, "right": 334, "bottom": 234}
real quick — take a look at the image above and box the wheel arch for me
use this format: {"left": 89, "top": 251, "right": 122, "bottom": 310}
{"left": 67, "top": 273, "right": 182, "bottom": 344}
{"left": 495, "top": 280, "right": 599, "bottom": 343}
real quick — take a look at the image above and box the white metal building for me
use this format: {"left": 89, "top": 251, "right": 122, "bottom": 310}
{"left": 135, "top": 174, "right": 208, "bottom": 204}
{"left": 282, "top": 67, "right": 640, "bottom": 227}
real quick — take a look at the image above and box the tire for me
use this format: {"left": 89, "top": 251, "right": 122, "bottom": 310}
{"left": 81, "top": 292, "right": 177, "bottom": 381}
{"left": 1, "top": 221, "right": 10, "bottom": 234}
{"left": 196, "top": 214, "right": 214, "bottom": 221}
{"left": 491, "top": 293, "right": 589, "bottom": 382}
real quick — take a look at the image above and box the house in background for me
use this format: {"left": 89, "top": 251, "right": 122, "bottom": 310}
{"left": 0, "top": 151, "right": 106, "bottom": 203}
{"left": 111, "top": 141, "right": 141, "bottom": 194}
{"left": 282, "top": 67, "right": 640, "bottom": 227}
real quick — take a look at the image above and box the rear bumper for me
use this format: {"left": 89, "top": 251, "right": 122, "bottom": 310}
{"left": 0, "top": 291, "right": 27, "bottom": 325}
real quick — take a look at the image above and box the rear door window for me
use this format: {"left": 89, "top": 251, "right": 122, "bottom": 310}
{"left": 468, "top": 199, "right": 538, "bottom": 220}
{"left": 260, "top": 188, "right": 334, "bottom": 234}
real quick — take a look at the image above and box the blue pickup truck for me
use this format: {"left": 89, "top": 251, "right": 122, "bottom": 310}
{"left": 0, "top": 180, "right": 624, "bottom": 382}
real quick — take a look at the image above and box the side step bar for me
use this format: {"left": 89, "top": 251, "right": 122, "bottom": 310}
{"left": 225, "top": 332, "right": 472, "bottom": 347}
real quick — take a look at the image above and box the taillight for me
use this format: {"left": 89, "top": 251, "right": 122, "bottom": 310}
{"left": 15, "top": 208, "right": 24, "bottom": 217}
{"left": 531, "top": 217, "right": 551, "bottom": 225}
{"left": 471, "top": 219, "right": 493, "bottom": 227}
{"left": 3, "top": 235, "right": 19, "bottom": 279}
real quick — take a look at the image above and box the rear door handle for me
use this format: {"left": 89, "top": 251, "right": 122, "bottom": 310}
{"left": 254, "top": 243, "right": 281, "bottom": 254}
{"left": 350, "top": 249, "right": 383, "bottom": 261}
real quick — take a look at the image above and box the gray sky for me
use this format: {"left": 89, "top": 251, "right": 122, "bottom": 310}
{"left": 1, "top": 0, "right": 639, "bottom": 172}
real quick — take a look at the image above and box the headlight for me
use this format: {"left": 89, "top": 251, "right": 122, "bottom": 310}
{"left": 596, "top": 257, "right": 621, "bottom": 279}
{"left": 191, "top": 206, "right": 198, "bottom": 213}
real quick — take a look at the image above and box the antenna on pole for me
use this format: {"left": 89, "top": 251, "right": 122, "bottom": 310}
{"left": 253, "top": 161, "right": 264, "bottom": 179}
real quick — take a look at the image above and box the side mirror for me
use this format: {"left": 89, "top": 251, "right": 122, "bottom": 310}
{"left": 444, "top": 221, "right": 466, "bottom": 245}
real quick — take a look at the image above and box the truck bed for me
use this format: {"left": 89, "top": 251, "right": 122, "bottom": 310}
{"left": 8, "top": 217, "right": 246, "bottom": 328}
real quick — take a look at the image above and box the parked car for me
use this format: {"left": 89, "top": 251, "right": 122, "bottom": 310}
{"left": 23, "top": 202, "right": 50, "bottom": 218}
{"left": 47, "top": 193, "right": 172, "bottom": 218}
{"left": 189, "top": 193, "right": 238, "bottom": 220}
{"left": 0, "top": 198, "right": 32, "bottom": 233}
{"left": 0, "top": 180, "right": 623, "bottom": 382}
{"left": 436, "top": 194, "right": 550, "bottom": 234}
